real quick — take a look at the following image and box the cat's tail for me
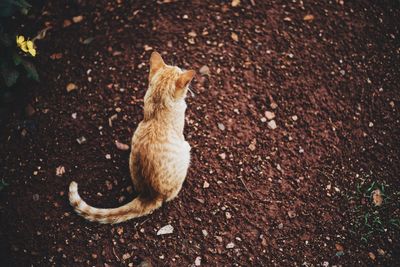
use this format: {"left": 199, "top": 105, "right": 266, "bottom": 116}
{"left": 68, "top": 181, "right": 163, "bottom": 224}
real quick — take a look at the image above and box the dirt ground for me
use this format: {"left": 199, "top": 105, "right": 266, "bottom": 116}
{"left": 0, "top": 0, "right": 399, "bottom": 266}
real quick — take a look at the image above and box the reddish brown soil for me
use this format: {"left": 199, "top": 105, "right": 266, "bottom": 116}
{"left": 1, "top": 0, "right": 399, "bottom": 266}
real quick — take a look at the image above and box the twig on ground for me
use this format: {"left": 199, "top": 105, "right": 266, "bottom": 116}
{"left": 239, "top": 176, "right": 253, "bottom": 198}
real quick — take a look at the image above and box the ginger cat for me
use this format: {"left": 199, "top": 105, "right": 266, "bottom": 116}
{"left": 69, "top": 52, "right": 195, "bottom": 224}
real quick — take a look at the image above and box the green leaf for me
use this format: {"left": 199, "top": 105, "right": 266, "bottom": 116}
{"left": 21, "top": 59, "right": 39, "bottom": 81}
{"left": 0, "top": 61, "right": 19, "bottom": 87}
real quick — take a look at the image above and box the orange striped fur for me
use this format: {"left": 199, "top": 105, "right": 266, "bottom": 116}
{"left": 69, "top": 52, "right": 195, "bottom": 224}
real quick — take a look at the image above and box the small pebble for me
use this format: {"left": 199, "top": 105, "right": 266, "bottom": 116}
{"left": 291, "top": 115, "right": 298, "bottom": 121}
{"left": 202, "top": 230, "right": 208, "bottom": 237}
{"left": 217, "top": 123, "right": 225, "bottom": 131}
{"left": 265, "top": 111, "right": 275, "bottom": 120}
{"left": 203, "top": 181, "right": 210, "bottom": 188}
{"left": 194, "top": 256, "right": 201, "bottom": 266}
{"left": 157, "top": 225, "right": 174, "bottom": 235}
{"left": 218, "top": 153, "right": 226, "bottom": 160}
{"left": 76, "top": 136, "right": 87, "bottom": 144}
{"left": 32, "top": 194, "right": 39, "bottom": 201}
{"left": 369, "top": 122, "right": 374, "bottom": 127}
{"left": 260, "top": 117, "right": 267, "bottom": 122}
{"left": 105, "top": 154, "right": 111, "bottom": 159}
{"left": 199, "top": 65, "right": 210, "bottom": 76}
{"left": 226, "top": 242, "right": 235, "bottom": 249}
{"left": 267, "top": 120, "right": 277, "bottom": 130}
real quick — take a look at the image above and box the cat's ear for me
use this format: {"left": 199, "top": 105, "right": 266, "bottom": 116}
{"left": 174, "top": 70, "right": 196, "bottom": 98}
{"left": 149, "top": 52, "right": 166, "bottom": 81}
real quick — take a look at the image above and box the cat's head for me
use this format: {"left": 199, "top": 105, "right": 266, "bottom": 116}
{"left": 144, "top": 52, "right": 195, "bottom": 107}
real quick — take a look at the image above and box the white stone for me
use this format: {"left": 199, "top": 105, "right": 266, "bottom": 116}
{"left": 157, "top": 225, "right": 174, "bottom": 235}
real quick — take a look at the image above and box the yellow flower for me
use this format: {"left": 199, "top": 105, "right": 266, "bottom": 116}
{"left": 26, "top": 41, "right": 36, "bottom": 56}
{"left": 16, "top": 35, "right": 36, "bottom": 57}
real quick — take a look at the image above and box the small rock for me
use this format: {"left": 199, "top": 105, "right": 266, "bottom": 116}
{"left": 288, "top": 210, "right": 296, "bottom": 218}
{"left": 122, "top": 253, "right": 131, "bottom": 260}
{"left": 260, "top": 117, "right": 267, "bottom": 122}
{"left": 144, "top": 45, "right": 152, "bottom": 51}
{"left": 217, "top": 123, "right": 225, "bottom": 131}
{"left": 202, "top": 229, "right": 208, "bottom": 237}
{"left": 270, "top": 102, "right": 278, "bottom": 109}
{"left": 369, "top": 122, "right": 374, "bottom": 127}
{"left": 226, "top": 242, "right": 235, "bottom": 249}
{"left": 137, "top": 259, "right": 153, "bottom": 267}
{"left": 66, "top": 83, "right": 78, "bottom": 92}
{"left": 335, "top": 243, "right": 344, "bottom": 251}
{"left": 199, "top": 65, "right": 210, "bottom": 76}
{"left": 115, "top": 140, "right": 130, "bottom": 151}
{"left": 291, "top": 115, "right": 298, "bottom": 121}
{"left": 265, "top": 111, "right": 275, "bottom": 120}
{"left": 188, "top": 31, "right": 197, "bottom": 37}
{"left": 389, "top": 101, "right": 395, "bottom": 108}
{"left": 91, "top": 253, "right": 97, "bottom": 259}
{"left": 372, "top": 189, "right": 383, "bottom": 206}
{"left": 105, "top": 180, "right": 113, "bottom": 190}
{"left": 203, "top": 181, "right": 210, "bottom": 188}
{"left": 63, "top": 19, "right": 72, "bottom": 28}
{"left": 76, "top": 136, "right": 87, "bottom": 144}
{"left": 71, "top": 113, "right": 77, "bottom": 119}
{"left": 267, "top": 120, "right": 277, "bottom": 130}
{"left": 117, "top": 226, "right": 124, "bottom": 235}
{"left": 368, "top": 252, "right": 376, "bottom": 261}
{"left": 218, "top": 153, "right": 226, "bottom": 160}
{"left": 303, "top": 14, "right": 315, "bottom": 21}
{"left": 194, "top": 256, "right": 201, "bottom": 266}
{"left": 278, "top": 223, "right": 283, "bottom": 229}
{"left": 322, "top": 261, "right": 329, "bottom": 267}
{"left": 72, "top": 15, "right": 84, "bottom": 23}
{"left": 215, "top": 236, "right": 223, "bottom": 243}
{"left": 105, "top": 154, "right": 111, "bottom": 159}
{"left": 118, "top": 196, "right": 125, "bottom": 203}
{"left": 231, "top": 0, "right": 240, "bottom": 7}
{"left": 248, "top": 140, "right": 256, "bottom": 151}
{"left": 377, "top": 248, "right": 385, "bottom": 256}
{"left": 56, "top": 166, "right": 65, "bottom": 177}
{"left": 231, "top": 32, "right": 239, "bottom": 42}
{"left": 157, "top": 225, "right": 174, "bottom": 235}
{"left": 225, "top": 212, "right": 232, "bottom": 219}
{"left": 32, "top": 194, "right": 39, "bottom": 201}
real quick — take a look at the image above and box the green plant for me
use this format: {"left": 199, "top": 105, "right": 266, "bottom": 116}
{"left": 349, "top": 181, "right": 400, "bottom": 243}
{"left": 0, "top": 0, "right": 39, "bottom": 90}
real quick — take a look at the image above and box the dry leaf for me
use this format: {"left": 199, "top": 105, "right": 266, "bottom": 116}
{"left": 231, "top": 0, "right": 240, "bottom": 7}
{"left": 56, "top": 166, "right": 65, "bottom": 177}
{"left": 34, "top": 27, "right": 52, "bottom": 41}
{"left": 115, "top": 140, "right": 130, "bottom": 151}
{"left": 372, "top": 189, "right": 383, "bottom": 206}
{"left": 303, "top": 14, "right": 315, "bottom": 21}
{"left": 231, "top": 32, "right": 239, "bottom": 42}
{"left": 66, "top": 83, "right": 77, "bottom": 92}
